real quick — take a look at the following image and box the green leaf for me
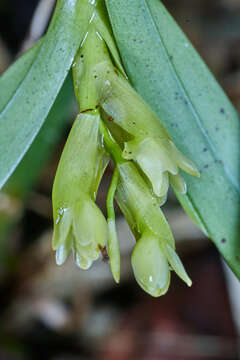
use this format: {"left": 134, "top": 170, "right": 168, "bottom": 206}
{"left": 106, "top": 0, "right": 240, "bottom": 277}
{"left": 0, "top": 0, "right": 90, "bottom": 189}
{"left": 0, "top": 38, "right": 75, "bottom": 246}
{"left": 4, "top": 74, "right": 75, "bottom": 197}
{"left": 0, "top": 40, "right": 42, "bottom": 112}
{"left": 0, "top": 36, "right": 75, "bottom": 197}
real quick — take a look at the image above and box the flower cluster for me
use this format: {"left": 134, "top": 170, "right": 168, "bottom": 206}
{"left": 52, "top": 0, "right": 199, "bottom": 296}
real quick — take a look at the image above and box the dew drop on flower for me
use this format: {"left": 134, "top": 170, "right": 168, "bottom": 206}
{"left": 56, "top": 207, "right": 67, "bottom": 225}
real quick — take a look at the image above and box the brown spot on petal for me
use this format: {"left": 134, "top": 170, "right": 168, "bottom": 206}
{"left": 98, "top": 245, "right": 109, "bottom": 263}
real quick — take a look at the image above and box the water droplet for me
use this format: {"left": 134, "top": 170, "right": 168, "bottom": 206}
{"left": 149, "top": 275, "right": 153, "bottom": 283}
{"left": 56, "top": 207, "right": 68, "bottom": 225}
{"left": 96, "top": 31, "right": 103, "bottom": 40}
{"left": 89, "top": 12, "right": 95, "bottom": 24}
{"left": 80, "top": 32, "right": 89, "bottom": 47}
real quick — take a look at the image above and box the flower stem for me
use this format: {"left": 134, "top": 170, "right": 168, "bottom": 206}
{"left": 99, "top": 119, "right": 124, "bottom": 165}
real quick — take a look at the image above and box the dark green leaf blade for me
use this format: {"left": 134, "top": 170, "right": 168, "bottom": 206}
{"left": 0, "top": 39, "right": 42, "bottom": 112}
{"left": 106, "top": 0, "right": 240, "bottom": 277}
{"left": 0, "top": 0, "right": 89, "bottom": 189}
{"left": 4, "top": 74, "right": 75, "bottom": 197}
{"left": 0, "top": 75, "right": 75, "bottom": 249}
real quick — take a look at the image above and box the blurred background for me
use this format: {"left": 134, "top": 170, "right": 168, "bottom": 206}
{"left": 0, "top": 0, "right": 240, "bottom": 359}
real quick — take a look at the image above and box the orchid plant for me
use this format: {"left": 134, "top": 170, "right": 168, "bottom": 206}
{"left": 0, "top": 0, "right": 239, "bottom": 296}
{"left": 52, "top": 1, "right": 199, "bottom": 296}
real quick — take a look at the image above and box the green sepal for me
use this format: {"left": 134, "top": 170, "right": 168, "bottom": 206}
{"left": 116, "top": 162, "right": 175, "bottom": 248}
{"left": 52, "top": 110, "right": 102, "bottom": 210}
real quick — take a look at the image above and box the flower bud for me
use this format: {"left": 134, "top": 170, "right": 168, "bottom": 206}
{"left": 131, "top": 230, "right": 170, "bottom": 297}
{"left": 131, "top": 229, "right": 192, "bottom": 297}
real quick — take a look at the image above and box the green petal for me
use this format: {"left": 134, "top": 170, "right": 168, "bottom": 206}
{"left": 55, "top": 231, "right": 73, "bottom": 265}
{"left": 99, "top": 65, "right": 169, "bottom": 139}
{"left": 52, "top": 111, "right": 102, "bottom": 206}
{"left": 78, "top": 241, "right": 100, "bottom": 262}
{"left": 170, "top": 141, "right": 200, "bottom": 177}
{"left": 123, "top": 137, "right": 178, "bottom": 197}
{"left": 73, "top": 198, "right": 108, "bottom": 251}
{"left": 169, "top": 173, "right": 187, "bottom": 194}
{"left": 117, "top": 162, "right": 175, "bottom": 248}
{"left": 73, "top": 246, "right": 93, "bottom": 270}
{"left": 162, "top": 243, "right": 192, "bottom": 287}
{"left": 52, "top": 207, "right": 72, "bottom": 250}
{"left": 108, "top": 219, "right": 120, "bottom": 283}
{"left": 131, "top": 231, "right": 170, "bottom": 297}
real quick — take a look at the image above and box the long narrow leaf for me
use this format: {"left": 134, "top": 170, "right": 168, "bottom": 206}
{"left": 0, "top": 37, "right": 75, "bottom": 196}
{"left": 0, "top": 0, "right": 90, "bottom": 189}
{"left": 0, "top": 39, "right": 75, "bottom": 244}
{"left": 0, "top": 39, "right": 42, "bottom": 111}
{"left": 4, "top": 74, "right": 75, "bottom": 197}
{"left": 106, "top": 0, "right": 240, "bottom": 277}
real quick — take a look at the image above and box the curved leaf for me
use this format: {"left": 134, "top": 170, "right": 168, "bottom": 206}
{"left": 106, "top": 0, "right": 240, "bottom": 277}
{"left": 4, "top": 74, "right": 75, "bottom": 197}
{"left": 0, "top": 0, "right": 90, "bottom": 189}
{"left": 0, "top": 39, "right": 42, "bottom": 112}
{"left": 0, "top": 45, "right": 75, "bottom": 254}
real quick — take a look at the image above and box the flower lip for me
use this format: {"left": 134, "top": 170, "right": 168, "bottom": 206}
{"left": 122, "top": 136, "right": 199, "bottom": 198}
{"left": 53, "top": 196, "right": 108, "bottom": 270}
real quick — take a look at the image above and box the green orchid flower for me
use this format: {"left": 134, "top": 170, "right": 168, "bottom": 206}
{"left": 75, "top": 21, "right": 199, "bottom": 200}
{"left": 52, "top": 0, "right": 199, "bottom": 297}
{"left": 52, "top": 110, "right": 108, "bottom": 269}
{"left": 98, "top": 64, "right": 200, "bottom": 199}
{"left": 116, "top": 161, "right": 192, "bottom": 297}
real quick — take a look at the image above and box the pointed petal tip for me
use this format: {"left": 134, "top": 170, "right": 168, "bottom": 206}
{"left": 55, "top": 246, "right": 67, "bottom": 266}
{"left": 108, "top": 219, "right": 121, "bottom": 285}
{"left": 183, "top": 163, "right": 200, "bottom": 178}
{"left": 113, "top": 273, "right": 120, "bottom": 284}
{"left": 163, "top": 243, "right": 192, "bottom": 288}
{"left": 74, "top": 251, "right": 93, "bottom": 270}
{"left": 195, "top": 170, "right": 201, "bottom": 178}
